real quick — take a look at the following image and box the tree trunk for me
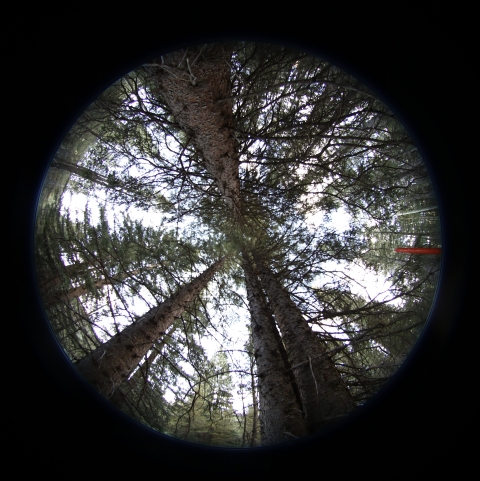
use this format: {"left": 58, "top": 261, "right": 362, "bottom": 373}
{"left": 109, "top": 324, "right": 177, "bottom": 415}
{"left": 243, "top": 254, "right": 306, "bottom": 444}
{"left": 44, "top": 264, "right": 161, "bottom": 307}
{"left": 153, "top": 45, "right": 243, "bottom": 221}
{"left": 254, "top": 255, "right": 356, "bottom": 433}
{"left": 51, "top": 158, "right": 111, "bottom": 187}
{"left": 39, "top": 261, "right": 90, "bottom": 293}
{"left": 397, "top": 206, "right": 438, "bottom": 216}
{"left": 75, "top": 258, "right": 225, "bottom": 398}
{"left": 248, "top": 351, "right": 259, "bottom": 447}
{"left": 47, "top": 276, "right": 113, "bottom": 305}
{"left": 51, "top": 158, "right": 154, "bottom": 205}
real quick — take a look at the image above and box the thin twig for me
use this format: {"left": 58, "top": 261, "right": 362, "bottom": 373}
{"left": 186, "top": 58, "right": 197, "bottom": 85}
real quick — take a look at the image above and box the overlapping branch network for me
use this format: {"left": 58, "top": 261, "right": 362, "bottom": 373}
{"left": 35, "top": 42, "right": 440, "bottom": 447}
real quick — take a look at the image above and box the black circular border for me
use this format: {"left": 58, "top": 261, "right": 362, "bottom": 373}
{"left": 13, "top": 20, "right": 473, "bottom": 475}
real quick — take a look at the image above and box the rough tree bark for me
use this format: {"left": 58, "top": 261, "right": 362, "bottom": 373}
{"left": 253, "top": 255, "right": 356, "bottom": 433}
{"left": 150, "top": 46, "right": 355, "bottom": 439}
{"left": 75, "top": 258, "right": 225, "bottom": 398}
{"left": 109, "top": 324, "right": 177, "bottom": 417}
{"left": 152, "top": 44, "right": 243, "bottom": 221}
{"left": 243, "top": 254, "right": 306, "bottom": 444}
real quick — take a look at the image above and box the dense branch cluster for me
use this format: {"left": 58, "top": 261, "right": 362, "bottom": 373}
{"left": 35, "top": 42, "right": 440, "bottom": 447}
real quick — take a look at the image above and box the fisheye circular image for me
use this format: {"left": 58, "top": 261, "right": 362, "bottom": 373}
{"left": 35, "top": 42, "right": 441, "bottom": 447}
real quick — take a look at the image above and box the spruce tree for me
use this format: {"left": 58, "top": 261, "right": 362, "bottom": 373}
{"left": 35, "top": 41, "right": 441, "bottom": 447}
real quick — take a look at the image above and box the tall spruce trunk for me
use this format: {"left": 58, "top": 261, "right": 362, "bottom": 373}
{"left": 75, "top": 258, "right": 225, "bottom": 398}
{"left": 109, "top": 324, "right": 177, "bottom": 418}
{"left": 254, "top": 256, "right": 356, "bottom": 433}
{"left": 153, "top": 44, "right": 242, "bottom": 220}
{"left": 243, "top": 255, "right": 306, "bottom": 444}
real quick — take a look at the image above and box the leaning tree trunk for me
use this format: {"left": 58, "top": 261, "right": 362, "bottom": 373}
{"left": 254, "top": 255, "right": 356, "bottom": 433}
{"left": 51, "top": 158, "right": 112, "bottom": 188}
{"left": 42, "top": 264, "right": 162, "bottom": 307}
{"left": 45, "top": 276, "right": 113, "bottom": 306}
{"left": 75, "top": 258, "right": 225, "bottom": 398}
{"left": 51, "top": 158, "right": 156, "bottom": 206}
{"left": 243, "top": 254, "right": 306, "bottom": 444}
{"left": 108, "top": 323, "right": 177, "bottom": 419}
{"left": 38, "top": 261, "right": 90, "bottom": 293}
{"left": 152, "top": 44, "right": 243, "bottom": 221}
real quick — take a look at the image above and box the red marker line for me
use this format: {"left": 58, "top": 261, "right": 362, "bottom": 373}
{"left": 394, "top": 247, "right": 442, "bottom": 255}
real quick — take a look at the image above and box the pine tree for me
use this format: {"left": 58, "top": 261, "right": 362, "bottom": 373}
{"left": 243, "top": 253, "right": 306, "bottom": 443}
{"left": 35, "top": 41, "right": 441, "bottom": 446}
{"left": 75, "top": 257, "right": 226, "bottom": 398}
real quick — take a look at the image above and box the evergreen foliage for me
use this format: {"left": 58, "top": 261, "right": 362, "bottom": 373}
{"left": 35, "top": 41, "right": 441, "bottom": 447}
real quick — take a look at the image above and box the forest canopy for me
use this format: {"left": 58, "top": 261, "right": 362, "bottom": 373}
{"left": 35, "top": 42, "right": 441, "bottom": 447}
